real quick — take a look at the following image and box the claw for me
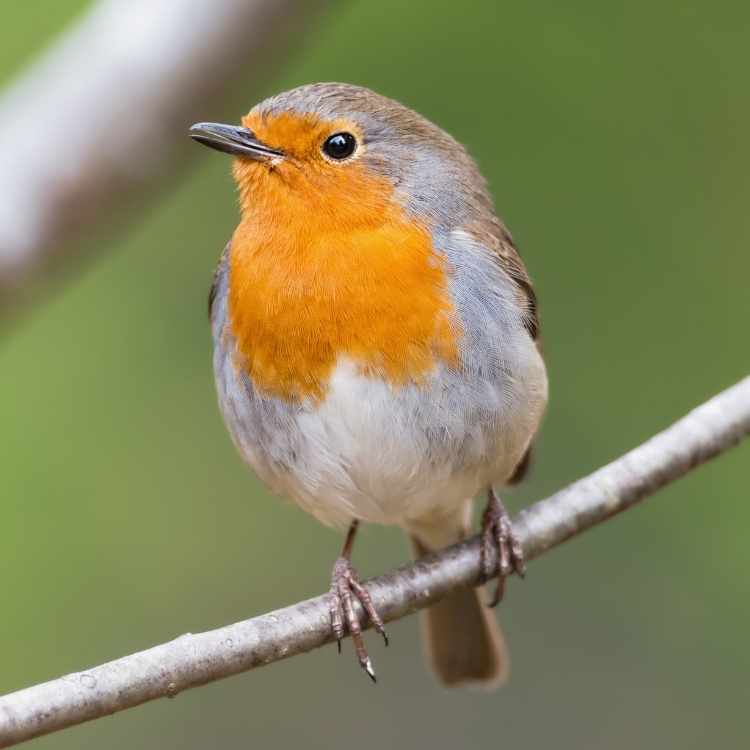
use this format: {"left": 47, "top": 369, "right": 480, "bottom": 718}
{"left": 328, "top": 523, "right": 388, "bottom": 681}
{"left": 487, "top": 575, "right": 506, "bottom": 608}
{"left": 480, "top": 489, "right": 526, "bottom": 607}
{"left": 363, "top": 657, "right": 376, "bottom": 683}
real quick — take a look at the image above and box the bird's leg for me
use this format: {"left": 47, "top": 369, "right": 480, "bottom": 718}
{"left": 479, "top": 488, "right": 526, "bottom": 607}
{"left": 328, "top": 519, "right": 388, "bottom": 682}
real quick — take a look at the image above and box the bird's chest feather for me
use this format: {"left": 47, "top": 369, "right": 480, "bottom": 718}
{"left": 227, "top": 197, "right": 460, "bottom": 402}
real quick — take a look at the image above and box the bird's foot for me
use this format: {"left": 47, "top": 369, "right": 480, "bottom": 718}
{"left": 329, "top": 554, "right": 388, "bottom": 682}
{"left": 479, "top": 489, "right": 526, "bottom": 607}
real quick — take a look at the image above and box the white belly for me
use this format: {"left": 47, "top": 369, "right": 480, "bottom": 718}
{"left": 221, "top": 348, "right": 547, "bottom": 533}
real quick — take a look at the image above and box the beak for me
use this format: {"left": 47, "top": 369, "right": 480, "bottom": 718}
{"left": 189, "top": 122, "right": 283, "bottom": 160}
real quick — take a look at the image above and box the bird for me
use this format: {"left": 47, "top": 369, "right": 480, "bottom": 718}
{"left": 190, "top": 82, "right": 548, "bottom": 688}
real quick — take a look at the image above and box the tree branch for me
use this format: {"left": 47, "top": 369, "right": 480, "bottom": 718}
{"left": 0, "top": 0, "right": 329, "bottom": 315}
{"left": 1, "top": 375, "right": 749, "bottom": 747}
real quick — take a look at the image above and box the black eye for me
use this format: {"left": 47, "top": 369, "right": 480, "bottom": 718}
{"left": 323, "top": 132, "right": 357, "bottom": 160}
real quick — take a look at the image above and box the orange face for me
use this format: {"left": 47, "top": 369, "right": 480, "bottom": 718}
{"left": 232, "top": 110, "right": 379, "bottom": 227}
{"left": 227, "top": 111, "right": 460, "bottom": 401}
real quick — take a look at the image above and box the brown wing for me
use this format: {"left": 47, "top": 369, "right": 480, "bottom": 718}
{"left": 208, "top": 241, "right": 231, "bottom": 320}
{"left": 497, "top": 243, "right": 539, "bottom": 341}
{"left": 466, "top": 216, "right": 540, "bottom": 343}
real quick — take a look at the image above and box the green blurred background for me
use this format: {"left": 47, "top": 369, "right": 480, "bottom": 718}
{"left": 2, "top": 2, "right": 748, "bottom": 748}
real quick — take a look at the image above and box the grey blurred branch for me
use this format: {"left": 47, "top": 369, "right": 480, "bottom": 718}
{"left": 0, "top": 0, "right": 328, "bottom": 313}
{"left": 1, "top": 377, "right": 749, "bottom": 747}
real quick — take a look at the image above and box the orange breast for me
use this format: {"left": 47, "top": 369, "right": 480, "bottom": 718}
{"left": 228, "top": 156, "right": 459, "bottom": 401}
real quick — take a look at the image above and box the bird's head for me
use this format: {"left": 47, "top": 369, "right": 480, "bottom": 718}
{"left": 190, "top": 82, "right": 491, "bottom": 233}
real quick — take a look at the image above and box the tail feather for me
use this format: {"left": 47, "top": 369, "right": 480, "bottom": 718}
{"left": 410, "top": 533, "right": 509, "bottom": 689}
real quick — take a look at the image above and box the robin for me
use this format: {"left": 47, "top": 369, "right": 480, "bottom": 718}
{"left": 190, "top": 83, "right": 548, "bottom": 687}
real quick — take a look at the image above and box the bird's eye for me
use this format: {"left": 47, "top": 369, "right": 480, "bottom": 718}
{"left": 322, "top": 132, "right": 357, "bottom": 160}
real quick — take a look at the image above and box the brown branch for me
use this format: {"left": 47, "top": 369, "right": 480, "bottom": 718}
{"left": 1, "top": 375, "right": 749, "bottom": 747}
{"left": 0, "top": 0, "right": 329, "bottom": 315}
